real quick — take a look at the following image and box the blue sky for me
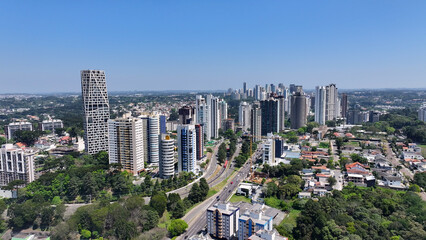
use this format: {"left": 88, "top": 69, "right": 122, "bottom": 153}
{"left": 1, "top": 1, "right": 426, "bottom": 93}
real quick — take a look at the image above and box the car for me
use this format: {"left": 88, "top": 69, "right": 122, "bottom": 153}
{"left": 231, "top": 181, "right": 233, "bottom": 184}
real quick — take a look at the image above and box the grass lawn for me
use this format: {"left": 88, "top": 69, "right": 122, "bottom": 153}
{"left": 344, "top": 141, "right": 359, "bottom": 147}
{"left": 419, "top": 145, "right": 426, "bottom": 158}
{"left": 229, "top": 194, "right": 251, "bottom": 203}
{"left": 280, "top": 209, "right": 301, "bottom": 227}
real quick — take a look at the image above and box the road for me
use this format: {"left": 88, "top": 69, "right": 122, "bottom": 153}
{"left": 179, "top": 148, "right": 262, "bottom": 240}
{"left": 331, "top": 169, "right": 343, "bottom": 190}
{"left": 385, "top": 142, "right": 414, "bottom": 180}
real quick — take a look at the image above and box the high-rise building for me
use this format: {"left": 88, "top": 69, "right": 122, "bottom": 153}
{"left": 159, "top": 134, "right": 175, "bottom": 178}
{"left": 195, "top": 124, "right": 204, "bottom": 160}
{"left": 207, "top": 203, "right": 240, "bottom": 240}
{"left": 239, "top": 102, "right": 252, "bottom": 132}
{"left": 260, "top": 99, "right": 279, "bottom": 136}
{"left": 177, "top": 125, "right": 196, "bottom": 174}
{"left": 179, "top": 106, "right": 196, "bottom": 125}
{"left": 40, "top": 119, "right": 63, "bottom": 132}
{"left": 277, "top": 96, "right": 286, "bottom": 131}
{"left": 148, "top": 115, "right": 160, "bottom": 164}
{"left": 263, "top": 137, "right": 276, "bottom": 165}
{"left": 108, "top": 117, "right": 144, "bottom": 176}
{"left": 251, "top": 102, "right": 262, "bottom": 142}
{"left": 341, "top": 93, "right": 348, "bottom": 120}
{"left": 419, "top": 104, "right": 426, "bottom": 122}
{"left": 325, "top": 84, "right": 338, "bottom": 120}
{"left": 5, "top": 122, "right": 33, "bottom": 140}
{"left": 369, "top": 111, "right": 380, "bottom": 123}
{"left": 207, "top": 95, "right": 220, "bottom": 139}
{"left": 222, "top": 119, "right": 235, "bottom": 132}
{"left": 219, "top": 100, "right": 228, "bottom": 127}
{"left": 159, "top": 115, "right": 167, "bottom": 134}
{"left": 196, "top": 95, "right": 211, "bottom": 140}
{"left": 290, "top": 90, "right": 307, "bottom": 129}
{"left": 243, "top": 82, "right": 247, "bottom": 94}
{"left": 314, "top": 86, "right": 327, "bottom": 125}
{"left": 289, "top": 84, "right": 296, "bottom": 94}
{"left": 81, "top": 70, "right": 110, "bottom": 154}
{"left": 0, "top": 144, "right": 35, "bottom": 186}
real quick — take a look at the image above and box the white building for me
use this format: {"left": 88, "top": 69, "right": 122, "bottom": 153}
{"left": 0, "top": 144, "right": 35, "bottom": 186}
{"left": 315, "top": 84, "right": 339, "bottom": 125}
{"left": 263, "top": 137, "right": 276, "bottom": 166}
{"left": 160, "top": 134, "right": 175, "bottom": 178}
{"left": 148, "top": 114, "right": 160, "bottom": 164}
{"left": 239, "top": 102, "right": 252, "bottom": 132}
{"left": 40, "top": 119, "right": 63, "bottom": 132}
{"left": 5, "top": 122, "right": 33, "bottom": 140}
{"left": 196, "top": 95, "right": 211, "bottom": 140}
{"left": 108, "top": 117, "right": 145, "bottom": 176}
{"left": 238, "top": 204, "right": 274, "bottom": 240}
{"left": 177, "top": 125, "right": 197, "bottom": 174}
{"left": 81, "top": 70, "right": 110, "bottom": 154}
{"left": 314, "top": 86, "right": 326, "bottom": 125}
{"left": 419, "top": 104, "right": 426, "bottom": 122}
{"left": 207, "top": 203, "right": 240, "bottom": 240}
{"left": 251, "top": 102, "right": 262, "bottom": 142}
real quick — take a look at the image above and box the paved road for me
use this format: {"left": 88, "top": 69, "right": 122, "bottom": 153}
{"left": 385, "top": 142, "right": 414, "bottom": 180}
{"left": 332, "top": 169, "right": 343, "bottom": 190}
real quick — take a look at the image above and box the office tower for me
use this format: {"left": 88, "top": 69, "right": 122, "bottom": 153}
{"left": 325, "top": 84, "right": 338, "bottom": 120}
{"left": 219, "top": 100, "right": 228, "bottom": 125}
{"left": 39, "top": 119, "right": 63, "bottom": 132}
{"left": 243, "top": 82, "right": 247, "bottom": 94}
{"left": 238, "top": 204, "right": 274, "bottom": 240}
{"left": 81, "top": 70, "right": 110, "bottom": 154}
{"left": 0, "top": 144, "right": 35, "bottom": 186}
{"left": 179, "top": 106, "right": 196, "bottom": 124}
{"left": 108, "top": 117, "right": 144, "bottom": 176}
{"left": 265, "top": 84, "right": 271, "bottom": 93}
{"left": 251, "top": 102, "right": 262, "bottom": 142}
{"left": 159, "top": 115, "right": 167, "bottom": 134}
{"left": 255, "top": 85, "right": 262, "bottom": 100}
{"left": 195, "top": 124, "right": 204, "bottom": 160}
{"left": 207, "top": 95, "right": 220, "bottom": 139}
{"left": 277, "top": 96, "right": 286, "bottom": 131}
{"left": 222, "top": 119, "right": 235, "bottom": 132}
{"left": 290, "top": 90, "right": 307, "bottom": 129}
{"left": 263, "top": 137, "right": 276, "bottom": 165}
{"left": 196, "top": 95, "right": 211, "bottom": 140}
{"left": 260, "top": 99, "right": 280, "bottom": 135}
{"left": 140, "top": 116, "right": 149, "bottom": 163}
{"left": 207, "top": 203, "right": 240, "bottom": 240}
{"left": 247, "top": 89, "right": 253, "bottom": 98}
{"left": 177, "top": 125, "right": 196, "bottom": 174}
{"left": 5, "top": 122, "right": 33, "bottom": 140}
{"left": 419, "top": 104, "right": 426, "bottom": 122}
{"left": 239, "top": 102, "right": 252, "bottom": 132}
{"left": 148, "top": 115, "right": 160, "bottom": 164}
{"left": 278, "top": 83, "right": 285, "bottom": 90}
{"left": 369, "top": 111, "right": 380, "bottom": 123}
{"left": 341, "top": 93, "right": 348, "bottom": 119}
{"left": 315, "top": 86, "right": 327, "bottom": 125}
{"left": 271, "top": 84, "right": 276, "bottom": 93}
{"left": 289, "top": 84, "right": 296, "bottom": 94}
{"left": 159, "top": 134, "right": 175, "bottom": 178}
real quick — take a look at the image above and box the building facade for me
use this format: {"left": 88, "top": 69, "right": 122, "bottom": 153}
{"left": 195, "top": 124, "right": 204, "bottom": 160}
{"left": 81, "top": 70, "right": 110, "bottom": 154}
{"left": 177, "top": 125, "right": 196, "bottom": 174}
{"left": 290, "top": 90, "right": 307, "bottom": 129}
{"left": 5, "top": 122, "right": 33, "bottom": 140}
{"left": 251, "top": 102, "right": 262, "bottom": 142}
{"left": 0, "top": 144, "right": 35, "bottom": 186}
{"left": 108, "top": 117, "right": 145, "bottom": 176}
{"left": 207, "top": 203, "right": 240, "bottom": 240}
{"left": 239, "top": 102, "right": 252, "bottom": 132}
{"left": 40, "top": 119, "right": 63, "bottom": 132}
{"left": 159, "top": 134, "right": 175, "bottom": 178}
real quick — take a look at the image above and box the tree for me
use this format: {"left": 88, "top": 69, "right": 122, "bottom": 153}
{"left": 168, "top": 219, "right": 188, "bottom": 237}
{"left": 328, "top": 176, "right": 337, "bottom": 187}
{"left": 188, "top": 183, "right": 202, "bottom": 203}
{"left": 54, "top": 128, "right": 65, "bottom": 136}
{"left": 408, "top": 184, "right": 420, "bottom": 192}
{"left": 218, "top": 143, "right": 227, "bottom": 164}
{"left": 13, "top": 130, "right": 42, "bottom": 146}
{"left": 169, "top": 108, "right": 179, "bottom": 121}
{"left": 413, "top": 172, "right": 426, "bottom": 189}
{"left": 199, "top": 178, "right": 209, "bottom": 199}
{"left": 171, "top": 200, "right": 185, "bottom": 219}
{"left": 167, "top": 193, "right": 181, "bottom": 212}
{"left": 80, "top": 229, "right": 91, "bottom": 239}
{"left": 150, "top": 193, "right": 167, "bottom": 217}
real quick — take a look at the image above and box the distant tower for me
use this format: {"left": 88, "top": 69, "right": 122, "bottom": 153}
{"left": 195, "top": 124, "right": 204, "bottom": 160}
{"left": 81, "top": 70, "right": 110, "bottom": 154}
{"left": 177, "top": 125, "right": 196, "bottom": 174}
{"left": 160, "top": 134, "right": 175, "bottom": 178}
{"left": 243, "top": 82, "right": 247, "bottom": 94}
{"left": 315, "top": 86, "right": 327, "bottom": 125}
{"left": 291, "top": 89, "right": 307, "bottom": 129}
{"left": 251, "top": 102, "right": 262, "bottom": 142}
{"left": 260, "top": 99, "right": 280, "bottom": 135}
{"left": 148, "top": 115, "right": 160, "bottom": 164}
{"left": 341, "top": 93, "right": 348, "bottom": 119}
{"left": 239, "top": 102, "right": 252, "bottom": 132}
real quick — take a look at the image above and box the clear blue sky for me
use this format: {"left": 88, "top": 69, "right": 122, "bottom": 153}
{"left": 1, "top": 1, "right": 426, "bottom": 93}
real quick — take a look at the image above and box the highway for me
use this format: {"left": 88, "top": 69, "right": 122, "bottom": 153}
{"left": 180, "top": 147, "right": 262, "bottom": 240}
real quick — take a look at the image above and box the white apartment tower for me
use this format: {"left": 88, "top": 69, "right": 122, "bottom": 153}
{"left": 239, "top": 102, "right": 252, "bottom": 132}
{"left": 207, "top": 94, "right": 220, "bottom": 139}
{"left": 108, "top": 117, "right": 145, "bottom": 176}
{"left": 315, "top": 86, "right": 327, "bottom": 125}
{"left": 0, "top": 144, "right": 35, "bottom": 186}
{"left": 207, "top": 203, "right": 240, "bottom": 240}
{"left": 81, "top": 70, "right": 110, "bottom": 154}
{"left": 315, "top": 84, "right": 338, "bottom": 125}
{"left": 177, "top": 125, "right": 197, "bottom": 174}
{"left": 160, "top": 134, "right": 175, "bottom": 178}
{"left": 196, "top": 95, "right": 211, "bottom": 140}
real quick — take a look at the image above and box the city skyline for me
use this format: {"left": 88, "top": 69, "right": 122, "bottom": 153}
{"left": 1, "top": 1, "right": 426, "bottom": 93}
